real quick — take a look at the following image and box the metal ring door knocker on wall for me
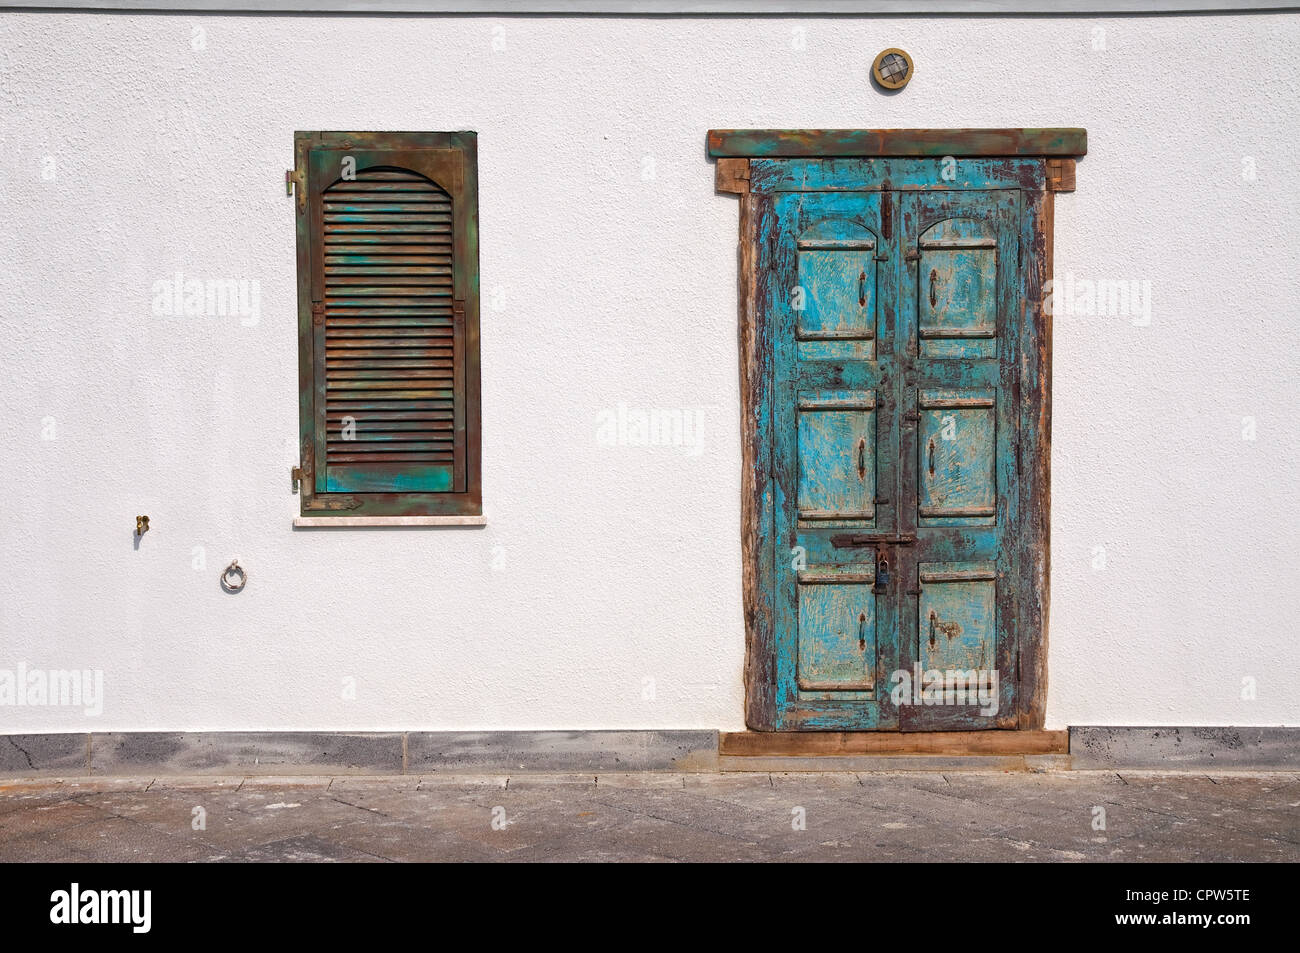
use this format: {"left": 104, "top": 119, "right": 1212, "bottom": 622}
{"left": 220, "top": 560, "right": 247, "bottom": 594}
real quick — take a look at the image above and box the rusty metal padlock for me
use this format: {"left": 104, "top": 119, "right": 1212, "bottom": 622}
{"left": 873, "top": 557, "right": 890, "bottom": 595}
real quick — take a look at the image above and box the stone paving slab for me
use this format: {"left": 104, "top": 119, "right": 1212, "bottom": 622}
{"left": 0, "top": 771, "right": 1294, "bottom": 863}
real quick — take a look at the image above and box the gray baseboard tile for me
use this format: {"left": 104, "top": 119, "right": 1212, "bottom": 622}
{"left": 0, "top": 730, "right": 719, "bottom": 777}
{"left": 0, "top": 734, "right": 89, "bottom": 775}
{"left": 1069, "top": 726, "right": 1300, "bottom": 769}
{"left": 90, "top": 732, "right": 405, "bottom": 776}
{"left": 406, "top": 731, "right": 719, "bottom": 773}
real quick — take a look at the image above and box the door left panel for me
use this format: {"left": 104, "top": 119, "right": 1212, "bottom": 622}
{"left": 771, "top": 191, "right": 899, "bottom": 730}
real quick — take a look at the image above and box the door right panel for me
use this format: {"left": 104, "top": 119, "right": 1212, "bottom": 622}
{"left": 898, "top": 190, "right": 1021, "bottom": 729}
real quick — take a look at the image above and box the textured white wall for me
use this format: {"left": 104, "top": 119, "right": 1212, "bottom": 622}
{"left": 0, "top": 13, "right": 1296, "bottom": 732}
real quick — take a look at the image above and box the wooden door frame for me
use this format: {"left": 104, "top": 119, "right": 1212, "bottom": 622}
{"left": 710, "top": 128, "right": 1086, "bottom": 731}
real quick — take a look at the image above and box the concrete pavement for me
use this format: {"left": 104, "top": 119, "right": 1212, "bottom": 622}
{"left": 1, "top": 770, "right": 1296, "bottom": 862}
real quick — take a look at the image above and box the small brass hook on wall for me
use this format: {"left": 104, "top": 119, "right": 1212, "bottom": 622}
{"left": 136, "top": 515, "right": 150, "bottom": 536}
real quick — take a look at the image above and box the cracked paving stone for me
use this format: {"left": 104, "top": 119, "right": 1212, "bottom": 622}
{"left": 15, "top": 815, "right": 213, "bottom": 863}
{"left": 206, "top": 833, "right": 387, "bottom": 863}
{"left": 0, "top": 797, "right": 109, "bottom": 838}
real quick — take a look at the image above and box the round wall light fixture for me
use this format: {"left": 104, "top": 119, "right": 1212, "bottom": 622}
{"left": 872, "top": 48, "right": 914, "bottom": 90}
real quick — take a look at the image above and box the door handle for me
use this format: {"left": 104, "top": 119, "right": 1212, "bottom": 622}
{"left": 929, "top": 268, "right": 939, "bottom": 309}
{"left": 830, "top": 533, "right": 917, "bottom": 548}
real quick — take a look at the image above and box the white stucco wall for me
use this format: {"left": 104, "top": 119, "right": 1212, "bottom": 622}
{"left": 0, "top": 12, "right": 1296, "bottom": 732}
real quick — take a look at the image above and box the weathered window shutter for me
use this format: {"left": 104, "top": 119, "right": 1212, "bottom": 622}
{"left": 293, "top": 131, "right": 480, "bottom": 517}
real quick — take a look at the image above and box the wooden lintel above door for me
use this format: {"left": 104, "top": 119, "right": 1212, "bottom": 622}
{"left": 707, "top": 128, "right": 1087, "bottom": 158}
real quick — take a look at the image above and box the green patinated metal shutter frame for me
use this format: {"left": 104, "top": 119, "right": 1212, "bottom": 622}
{"left": 293, "top": 131, "right": 481, "bottom": 517}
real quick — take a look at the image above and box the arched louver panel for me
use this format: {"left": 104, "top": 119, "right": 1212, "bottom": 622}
{"left": 321, "top": 167, "right": 457, "bottom": 493}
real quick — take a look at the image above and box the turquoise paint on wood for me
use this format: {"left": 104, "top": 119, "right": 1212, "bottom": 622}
{"left": 797, "top": 395, "right": 877, "bottom": 524}
{"left": 798, "top": 578, "right": 876, "bottom": 692}
{"left": 918, "top": 562, "right": 998, "bottom": 674}
{"left": 327, "top": 464, "right": 454, "bottom": 493}
{"left": 760, "top": 163, "right": 1031, "bottom": 731}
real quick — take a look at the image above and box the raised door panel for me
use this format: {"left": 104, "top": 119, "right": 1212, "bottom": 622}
{"left": 797, "top": 391, "right": 877, "bottom": 527}
{"left": 797, "top": 570, "right": 876, "bottom": 693}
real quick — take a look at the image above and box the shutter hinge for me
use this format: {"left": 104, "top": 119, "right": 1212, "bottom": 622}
{"left": 293, "top": 443, "right": 314, "bottom": 498}
{"left": 904, "top": 249, "right": 920, "bottom": 262}
{"left": 286, "top": 168, "right": 306, "bottom": 214}
{"left": 293, "top": 445, "right": 361, "bottom": 510}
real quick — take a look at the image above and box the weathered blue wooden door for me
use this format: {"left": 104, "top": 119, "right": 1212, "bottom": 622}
{"left": 764, "top": 170, "right": 1027, "bottom": 731}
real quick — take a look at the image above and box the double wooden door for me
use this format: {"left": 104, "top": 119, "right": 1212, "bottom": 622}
{"left": 759, "top": 173, "right": 1038, "bottom": 731}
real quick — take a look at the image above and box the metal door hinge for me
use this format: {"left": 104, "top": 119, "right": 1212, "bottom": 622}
{"left": 286, "top": 168, "right": 306, "bottom": 214}
{"left": 904, "top": 249, "right": 920, "bottom": 262}
{"left": 291, "top": 466, "right": 304, "bottom": 494}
